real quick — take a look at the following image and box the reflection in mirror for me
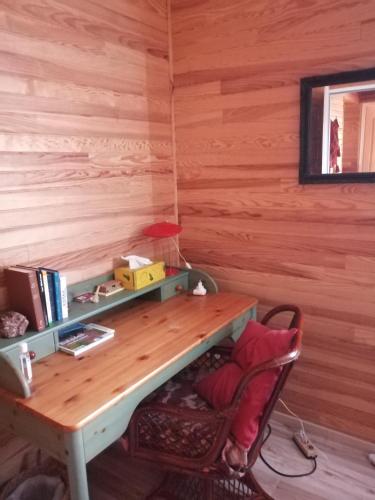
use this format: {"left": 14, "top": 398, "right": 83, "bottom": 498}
{"left": 300, "top": 68, "right": 375, "bottom": 184}
{"left": 310, "top": 83, "right": 375, "bottom": 175}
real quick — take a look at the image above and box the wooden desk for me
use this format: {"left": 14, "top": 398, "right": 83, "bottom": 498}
{"left": 0, "top": 292, "right": 257, "bottom": 500}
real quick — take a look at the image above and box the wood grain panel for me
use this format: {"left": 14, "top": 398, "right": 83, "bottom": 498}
{"left": 0, "top": 0, "right": 175, "bottom": 484}
{"left": 0, "top": 0, "right": 175, "bottom": 280}
{"left": 172, "top": 0, "right": 375, "bottom": 441}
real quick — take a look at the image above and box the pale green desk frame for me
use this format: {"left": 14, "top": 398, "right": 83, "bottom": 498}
{"left": 0, "top": 272, "right": 256, "bottom": 500}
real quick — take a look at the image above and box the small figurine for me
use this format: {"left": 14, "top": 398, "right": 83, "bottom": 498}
{"left": 193, "top": 280, "right": 207, "bottom": 296}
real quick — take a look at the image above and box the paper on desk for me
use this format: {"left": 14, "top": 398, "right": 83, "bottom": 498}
{"left": 121, "top": 255, "right": 153, "bottom": 269}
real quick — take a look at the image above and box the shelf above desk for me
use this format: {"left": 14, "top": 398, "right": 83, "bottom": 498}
{"left": 0, "top": 270, "right": 189, "bottom": 362}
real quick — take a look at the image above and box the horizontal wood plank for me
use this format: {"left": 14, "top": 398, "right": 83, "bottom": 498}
{"left": 172, "top": 0, "right": 375, "bottom": 441}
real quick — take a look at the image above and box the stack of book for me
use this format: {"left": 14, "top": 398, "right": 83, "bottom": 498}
{"left": 58, "top": 322, "right": 115, "bottom": 356}
{"left": 4, "top": 266, "right": 69, "bottom": 332}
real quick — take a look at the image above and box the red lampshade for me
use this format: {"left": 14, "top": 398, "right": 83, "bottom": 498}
{"left": 143, "top": 222, "right": 182, "bottom": 238}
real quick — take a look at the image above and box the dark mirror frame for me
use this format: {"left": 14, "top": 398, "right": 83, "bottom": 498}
{"left": 299, "top": 67, "right": 375, "bottom": 184}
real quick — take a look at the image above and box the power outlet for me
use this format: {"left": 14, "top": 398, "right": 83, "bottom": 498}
{"left": 293, "top": 431, "right": 318, "bottom": 458}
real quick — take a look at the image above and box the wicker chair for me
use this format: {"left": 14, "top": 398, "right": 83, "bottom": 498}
{"left": 122, "top": 305, "right": 303, "bottom": 500}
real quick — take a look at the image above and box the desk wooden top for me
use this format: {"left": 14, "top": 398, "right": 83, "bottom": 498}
{"left": 1, "top": 292, "right": 257, "bottom": 430}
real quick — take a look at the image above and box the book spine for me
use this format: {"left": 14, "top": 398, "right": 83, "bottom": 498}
{"left": 60, "top": 276, "right": 69, "bottom": 319}
{"left": 28, "top": 271, "right": 46, "bottom": 332}
{"left": 36, "top": 269, "right": 48, "bottom": 326}
{"left": 40, "top": 269, "right": 52, "bottom": 325}
{"left": 46, "top": 271, "right": 57, "bottom": 322}
{"left": 52, "top": 271, "right": 63, "bottom": 321}
{"left": 4, "top": 268, "right": 46, "bottom": 332}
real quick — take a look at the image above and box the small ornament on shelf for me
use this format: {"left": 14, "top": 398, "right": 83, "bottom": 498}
{"left": 97, "top": 280, "right": 124, "bottom": 297}
{"left": 192, "top": 280, "right": 207, "bottom": 296}
{"left": 90, "top": 285, "right": 100, "bottom": 303}
{"left": 0, "top": 311, "right": 29, "bottom": 338}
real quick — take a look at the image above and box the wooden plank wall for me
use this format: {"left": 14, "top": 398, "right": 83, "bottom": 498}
{"left": 0, "top": 0, "right": 175, "bottom": 486}
{"left": 171, "top": 0, "right": 375, "bottom": 441}
{"left": 0, "top": 0, "right": 176, "bottom": 309}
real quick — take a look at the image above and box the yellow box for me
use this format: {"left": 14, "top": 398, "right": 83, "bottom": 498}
{"left": 114, "top": 261, "right": 166, "bottom": 291}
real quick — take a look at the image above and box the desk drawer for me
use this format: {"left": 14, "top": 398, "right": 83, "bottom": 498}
{"left": 5, "top": 331, "right": 56, "bottom": 368}
{"left": 159, "top": 274, "right": 189, "bottom": 301}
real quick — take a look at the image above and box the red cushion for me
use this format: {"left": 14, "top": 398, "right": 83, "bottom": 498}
{"left": 231, "top": 320, "right": 269, "bottom": 368}
{"left": 230, "top": 322, "right": 296, "bottom": 448}
{"left": 195, "top": 320, "right": 296, "bottom": 449}
{"left": 194, "top": 362, "right": 243, "bottom": 410}
{"left": 230, "top": 369, "right": 280, "bottom": 449}
{"left": 232, "top": 320, "right": 295, "bottom": 369}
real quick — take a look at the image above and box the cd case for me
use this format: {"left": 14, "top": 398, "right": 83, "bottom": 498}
{"left": 58, "top": 322, "right": 115, "bottom": 356}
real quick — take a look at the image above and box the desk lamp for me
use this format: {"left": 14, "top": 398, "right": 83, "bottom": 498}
{"left": 143, "top": 222, "right": 191, "bottom": 276}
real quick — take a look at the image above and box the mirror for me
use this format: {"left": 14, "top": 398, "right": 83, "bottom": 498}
{"left": 300, "top": 67, "right": 375, "bottom": 183}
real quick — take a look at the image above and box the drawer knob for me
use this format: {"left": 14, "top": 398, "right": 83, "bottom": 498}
{"left": 175, "top": 285, "right": 184, "bottom": 292}
{"left": 29, "top": 350, "right": 36, "bottom": 360}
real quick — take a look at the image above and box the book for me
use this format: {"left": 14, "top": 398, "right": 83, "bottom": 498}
{"left": 15, "top": 265, "right": 48, "bottom": 326}
{"left": 59, "top": 322, "right": 86, "bottom": 338}
{"left": 4, "top": 267, "right": 46, "bottom": 331}
{"left": 53, "top": 271, "right": 63, "bottom": 321}
{"left": 58, "top": 323, "right": 115, "bottom": 356}
{"left": 42, "top": 268, "right": 63, "bottom": 321}
{"left": 60, "top": 276, "right": 69, "bottom": 319}
{"left": 40, "top": 269, "right": 53, "bottom": 326}
{"left": 46, "top": 271, "right": 57, "bottom": 322}
{"left": 35, "top": 269, "right": 49, "bottom": 326}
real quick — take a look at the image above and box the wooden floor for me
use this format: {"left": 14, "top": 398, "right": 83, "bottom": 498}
{"left": 88, "top": 413, "right": 375, "bottom": 499}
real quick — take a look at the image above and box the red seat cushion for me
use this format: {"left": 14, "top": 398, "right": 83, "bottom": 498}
{"left": 195, "top": 320, "right": 296, "bottom": 449}
{"left": 231, "top": 320, "right": 295, "bottom": 369}
{"left": 193, "top": 362, "right": 243, "bottom": 410}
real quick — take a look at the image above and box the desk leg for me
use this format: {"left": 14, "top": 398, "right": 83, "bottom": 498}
{"left": 65, "top": 430, "right": 90, "bottom": 500}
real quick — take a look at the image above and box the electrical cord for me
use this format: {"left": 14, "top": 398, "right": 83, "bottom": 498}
{"left": 171, "top": 237, "right": 192, "bottom": 269}
{"left": 260, "top": 424, "right": 317, "bottom": 478}
{"left": 279, "top": 398, "right": 306, "bottom": 437}
{"left": 278, "top": 399, "right": 328, "bottom": 464}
